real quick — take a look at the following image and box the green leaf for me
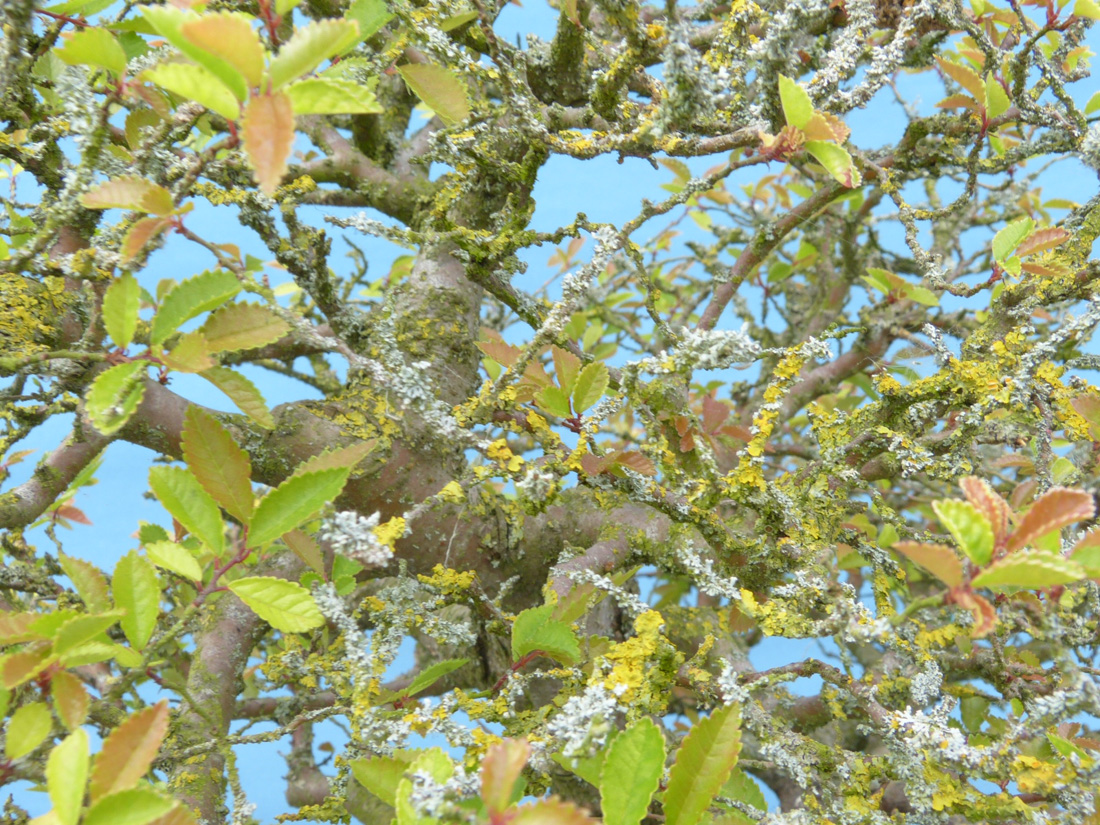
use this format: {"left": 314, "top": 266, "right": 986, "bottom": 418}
{"left": 350, "top": 753, "right": 416, "bottom": 806}
{"left": 112, "top": 551, "right": 160, "bottom": 650}
{"left": 143, "top": 61, "right": 241, "bottom": 121}
{"left": 970, "top": 552, "right": 1085, "bottom": 590}
{"left": 571, "top": 362, "right": 609, "bottom": 414}
{"left": 56, "top": 27, "right": 128, "bottom": 77}
{"left": 249, "top": 467, "right": 351, "bottom": 547}
{"left": 228, "top": 576, "right": 325, "bottom": 632}
{"left": 59, "top": 552, "right": 111, "bottom": 613}
{"left": 1086, "top": 90, "right": 1100, "bottom": 115}
{"left": 537, "top": 385, "right": 572, "bottom": 418}
{"left": 85, "top": 361, "right": 146, "bottom": 436}
{"left": 200, "top": 367, "right": 275, "bottom": 428}
{"left": 663, "top": 703, "right": 742, "bottom": 825}
{"left": 181, "top": 406, "right": 254, "bottom": 524}
{"left": 778, "top": 74, "right": 814, "bottom": 130}
{"left": 145, "top": 541, "right": 203, "bottom": 581}
{"left": 932, "top": 498, "right": 994, "bottom": 566}
{"left": 984, "top": 74, "right": 1010, "bottom": 119}
{"left": 893, "top": 542, "right": 964, "bottom": 588}
{"left": 805, "top": 141, "right": 862, "bottom": 188}
{"left": 397, "top": 63, "right": 470, "bottom": 125}
{"left": 89, "top": 702, "right": 170, "bottom": 800}
{"left": 935, "top": 56, "right": 984, "bottom": 99}
{"left": 179, "top": 12, "right": 264, "bottom": 89}
{"left": 512, "top": 799, "right": 595, "bottom": 825}
{"left": 395, "top": 749, "right": 453, "bottom": 825}
{"left": 286, "top": 78, "right": 383, "bottom": 114}
{"left": 51, "top": 671, "right": 90, "bottom": 730}
{"left": 242, "top": 90, "right": 295, "bottom": 196}
{"left": 404, "top": 658, "right": 469, "bottom": 697}
{"left": 5, "top": 701, "right": 52, "bottom": 759}
{"left": 151, "top": 269, "right": 240, "bottom": 346}
{"left": 47, "top": 729, "right": 89, "bottom": 825}
{"left": 1074, "top": 0, "right": 1100, "bottom": 19}
{"left": 148, "top": 465, "right": 225, "bottom": 555}
{"left": 199, "top": 303, "right": 291, "bottom": 354}
{"left": 345, "top": 0, "right": 393, "bottom": 43}
{"left": 722, "top": 768, "right": 766, "bottom": 820}
{"left": 52, "top": 613, "right": 124, "bottom": 656}
{"left": 82, "top": 789, "right": 174, "bottom": 825}
{"left": 902, "top": 284, "right": 940, "bottom": 307}
{"left": 159, "top": 331, "right": 214, "bottom": 373}
{"left": 102, "top": 274, "right": 140, "bottom": 350}
{"left": 268, "top": 19, "right": 360, "bottom": 89}
{"left": 600, "top": 718, "right": 665, "bottom": 825}
{"left": 511, "top": 604, "right": 580, "bottom": 665}
{"left": 991, "top": 217, "right": 1034, "bottom": 263}
{"left": 139, "top": 5, "right": 249, "bottom": 101}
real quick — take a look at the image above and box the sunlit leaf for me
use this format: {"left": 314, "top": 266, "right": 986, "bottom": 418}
{"left": 89, "top": 702, "right": 169, "bottom": 800}
{"left": 971, "top": 552, "right": 1085, "bottom": 589}
{"left": 85, "top": 361, "right": 146, "bottom": 436}
{"left": 181, "top": 406, "right": 254, "bottom": 524}
{"left": 102, "top": 274, "right": 140, "bottom": 350}
{"left": 228, "top": 576, "right": 325, "bottom": 632}
{"left": 777, "top": 74, "right": 814, "bottom": 130}
{"left": 148, "top": 465, "right": 225, "bottom": 555}
{"left": 50, "top": 670, "right": 90, "bottom": 730}
{"left": 143, "top": 61, "right": 241, "bottom": 121}
{"left": 511, "top": 604, "right": 579, "bottom": 665}
{"left": 139, "top": 4, "right": 249, "bottom": 101}
{"left": 179, "top": 12, "right": 263, "bottom": 89}
{"left": 481, "top": 739, "right": 530, "bottom": 815}
{"left": 82, "top": 176, "right": 173, "bottom": 215}
{"left": 56, "top": 27, "right": 128, "bottom": 77}
{"left": 958, "top": 476, "right": 1011, "bottom": 547}
{"left": 83, "top": 788, "right": 175, "bottom": 825}
{"left": 249, "top": 467, "right": 352, "bottom": 548}
{"left": 112, "top": 551, "right": 160, "bottom": 650}
{"left": 48, "top": 729, "right": 89, "bottom": 825}
{"left": 572, "top": 361, "right": 608, "bottom": 414}
{"left": 5, "top": 702, "right": 52, "bottom": 759}
{"left": 1008, "top": 487, "right": 1094, "bottom": 552}
{"left": 286, "top": 78, "right": 382, "bottom": 114}
{"left": 805, "top": 141, "right": 861, "bottom": 188}
{"left": 397, "top": 63, "right": 469, "bottom": 125}
{"left": 893, "top": 541, "right": 964, "bottom": 588}
{"left": 991, "top": 217, "right": 1034, "bottom": 263}
{"left": 600, "top": 718, "right": 665, "bottom": 825}
{"left": 145, "top": 541, "right": 204, "bottom": 582}
{"left": 151, "top": 269, "right": 240, "bottom": 346}
{"left": 199, "top": 303, "right": 290, "bottom": 353}
{"left": 268, "top": 19, "right": 360, "bottom": 89}
{"left": 935, "top": 56, "right": 984, "bottom": 99}
{"left": 932, "top": 498, "right": 994, "bottom": 566}
{"left": 242, "top": 91, "right": 295, "bottom": 196}
{"left": 200, "top": 367, "right": 275, "bottom": 428}
{"left": 664, "top": 703, "right": 742, "bottom": 825}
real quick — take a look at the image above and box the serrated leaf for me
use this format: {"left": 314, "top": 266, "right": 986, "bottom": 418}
{"left": 572, "top": 361, "right": 608, "bottom": 414}
{"left": 600, "top": 718, "right": 665, "bottom": 825}
{"left": 664, "top": 703, "right": 742, "bottom": 825}
{"left": 1074, "top": 0, "right": 1100, "bottom": 19}
{"left": 481, "top": 739, "right": 530, "bottom": 815}
{"left": 140, "top": 5, "right": 249, "bottom": 101}
{"left": 1016, "top": 226, "right": 1071, "bottom": 257}
{"left": 723, "top": 767, "right": 766, "bottom": 815}
{"left": 198, "top": 303, "right": 290, "bottom": 354}
{"left": 121, "top": 216, "right": 172, "bottom": 263}
{"left": 802, "top": 110, "right": 849, "bottom": 143}
{"left": 112, "top": 551, "right": 160, "bottom": 650}
{"left": 511, "top": 604, "right": 580, "bottom": 665}
{"left": 777, "top": 74, "right": 814, "bottom": 130}
{"left": 286, "top": 78, "right": 382, "bottom": 114}
{"left": 103, "top": 274, "right": 140, "bottom": 350}
{"left": 345, "top": 0, "right": 393, "bottom": 42}
{"left": 249, "top": 467, "right": 351, "bottom": 547}
{"left": 56, "top": 27, "right": 128, "bottom": 77}
{"left": 143, "top": 61, "right": 241, "bottom": 120}
{"left": 179, "top": 12, "right": 263, "bottom": 89}
{"left": 53, "top": 613, "right": 123, "bottom": 656}
{"left": 85, "top": 361, "right": 147, "bottom": 436}
{"left": 537, "top": 385, "right": 572, "bottom": 418}
{"left": 148, "top": 465, "right": 225, "bottom": 555}
{"left": 992, "top": 217, "right": 1034, "bottom": 262}
{"left": 902, "top": 284, "right": 940, "bottom": 306}
{"left": 200, "top": 367, "right": 275, "bottom": 428}
{"left": 83, "top": 176, "right": 173, "bottom": 215}
{"left": 6, "top": 701, "right": 52, "bottom": 759}
{"left": 159, "top": 331, "right": 214, "bottom": 373}
{"left": 145, "top": 541, "right": 204, "bottom": 581}
{"left": 59, "top": 552, "right": 111, "bottom": 613}
{"left": 350, "top": 753, "right": 416, "bottom": 806}
{"left": 182, "top": 405, "right": 253, "bottom": 523}
{"left": 1, "top": 646, "right": 53, "bottom": 688}
{"left": 935, "top": 56, "right": 984, "bottom": 99}
{"left": 269, "top": 19, "right": 360, "bottom": 89}
{"left": 228, "top": 576, "right": 325, "bottom": 632}
{"left": 50, "top": 670, "right": 90, "bottom": 730}
{"left": 477, "top": 338, "right": 522, "bottom": 367}
{"left": 805, "top": 141, "right": 862, "bottom": 188}
{"left": 893, "top": 541, "right": 964, "bottom": 588}
{"left": 984, "top": 74, "right": 1011, "bottom": 118}
{"left": 397, "top": 63, "right": 469, "bottom": 125}
{"left": 511, "top": 798, "right": 597, "bottom": 825}
{"left": 404, "top": 658, "right": 469, "bottom": 698}
{"left": 83, "top": 788, "right": 174, "bottom": 825}
{"left": 242, "top": 91, "right": 294, "bottom": 195}
{"left": 48, "top": 729, "right": 89, "bottom": 825}
{"left": 959, "top": 477, "right": 1011, "bottom": 546}
{"left": 89, "top": 702, "right": 169, "bottom": 800}
{"left": 971, "top": 552, "right": 1085, "bottom": 589}
{"left": 151, "top": 270, "right": 240, "bottom": 346}
{"left": 932, "top": 498, "right": 994, "bottom": 566}
{"left": 284, "top": 529, "right": 325, "bottom": 575}
{"left": 552, "top": 346, "right": 582, "bottom": 395}
{"left": 292, "top": 442, "right": 376, "bottom": 477}
{"left": 1008, "top": 487, "right": 1095, "bottom": 552}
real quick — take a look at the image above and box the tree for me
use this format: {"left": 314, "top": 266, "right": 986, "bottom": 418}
{"left": 2, "top": 0, "right": 1100, "bottom": 820}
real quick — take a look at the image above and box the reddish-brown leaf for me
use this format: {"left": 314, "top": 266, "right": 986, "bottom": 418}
{"left": 1016, "top": 226, "right": 1070, "bottom": 258}
{"left": 54, "top": 504, "right": 92, "bottom": 525}
{"left": 51, "top": 670, "right": 90, "bottom": 730}
{"left": 511, "top": 798, "right": 597, "bottom": 825}
{"left": 613, "top": 451, "right": 657, "bottom": 477}
{"left": 953, "top": 590, "right": 997, "bottom": 638}
{"left": 121, "top": 216, "right": 172, "bottom": 262}
{"left": 1008, "top": 487, "right": 1095, "bottom": 552}
{"left": 893, "top": 541, "right": 964, "bottom": 588}
{"left": 242, "top": 91, "right": 295, "bottom": 196}
{"left": 701, "top": 394, "right": 730, "bottom": 433}
{"left": 481, "top": 739, "right": 530, "bottom": 815}
{"left": 959, "top": 477, "right": 1010, "bottom": 547}
{"left": 89, "top": 701, "right": 170, "bottom": 801}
